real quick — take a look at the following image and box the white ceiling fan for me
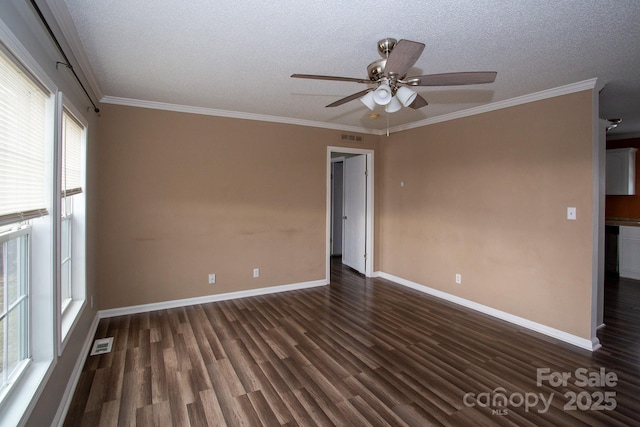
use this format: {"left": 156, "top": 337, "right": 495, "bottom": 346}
{"left": 292, "top": 38, "right": 497, "bottom": 113}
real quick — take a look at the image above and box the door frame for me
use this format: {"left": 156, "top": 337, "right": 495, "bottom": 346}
{"left": 326, "top": 146, "right": 374, "bottom": 281}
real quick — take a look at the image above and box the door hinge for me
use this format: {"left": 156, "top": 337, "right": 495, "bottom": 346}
{"left": 364, "top": 253, "right": 368, "bottom": 259}
{"left": 365, "top": 170, "right": 368, "bottom": 177}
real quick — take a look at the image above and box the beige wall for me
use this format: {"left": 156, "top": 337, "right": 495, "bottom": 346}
{"left": 97, "top": 90, "right": 597, "bottom": 340}
{"left": 96, "top": 105, "right": 377, "bottom": 309}
{"left": 378, "top": 90, "right": 595, "bottom": 338}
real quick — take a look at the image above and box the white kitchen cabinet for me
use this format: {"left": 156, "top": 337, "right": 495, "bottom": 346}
{"left": 606, "top": 148, "right": 637, "bottom": 195}
{"left": 619, "top": 226, "right": 640, "bottom": 280}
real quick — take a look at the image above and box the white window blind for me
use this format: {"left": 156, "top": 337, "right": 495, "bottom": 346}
{"left": 61, "top": 110, "right": 82, "bottom": 197}
{"left": 0, "top": 48, "right": 48, "bottom": 226}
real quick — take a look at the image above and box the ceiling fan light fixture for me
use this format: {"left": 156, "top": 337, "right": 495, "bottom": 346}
{"left": 360, "top": 91, "right": 376, "bottom": 110}
{"left": 385, "top": 96, "right": 402, "bottom": 113}
{"left": 396, "top": 86, "right": 417, "bottom": 107}
{"left": 373, "top": 82, "right": 392, "bottom": 105}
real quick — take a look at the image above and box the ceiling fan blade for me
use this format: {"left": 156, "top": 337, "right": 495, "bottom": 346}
{"left": 409, "top": 94, "right": 429, "bottom": 109}
{"left": 407, "top": 71, "right": 497, "bottom": 86}
{"left": 291, "top": 74, "right": 371, "bottom": 84}
{"left": 384, "top": 39, "right": 425, "bottom": 78}
{"left": 326, "top": 89, "right": 371, "bottom": 107}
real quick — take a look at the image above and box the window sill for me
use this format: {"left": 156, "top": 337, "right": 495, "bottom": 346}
{"left": 0, "top": 359, "right": 53, "bottom": 426}
{"left": 60, "top": 300, "right": 86, "bottom": 355}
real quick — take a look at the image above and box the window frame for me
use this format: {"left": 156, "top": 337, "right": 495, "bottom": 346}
{"left": 0, "top": 18, "right": 57, "bottom": 424}
{"left": 56, "top": 94, "right": 88, "bottom": 355}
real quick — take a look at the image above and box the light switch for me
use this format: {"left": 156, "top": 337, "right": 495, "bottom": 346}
{"left": 567, "top": 207, "right": 577, "bottom": 220}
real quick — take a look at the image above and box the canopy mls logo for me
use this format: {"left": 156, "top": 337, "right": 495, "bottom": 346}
{"left": 463, "top": 387, "right": 553, "bottom": 415}
{"left": 463, "top": 367, "right": 618, "bottom": 416}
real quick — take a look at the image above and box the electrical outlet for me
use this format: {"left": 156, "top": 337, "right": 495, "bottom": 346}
{"left": 567, "top": 207, "right": 577, "bottom": 220}
{"left": 253, "top": 268, "right": 260, "bottom": 278}
{"left": 208, "top": 273, "right": 216, "bottom": 284}
{"left": 455, "top": 274, "right": 462, "bottom": 284}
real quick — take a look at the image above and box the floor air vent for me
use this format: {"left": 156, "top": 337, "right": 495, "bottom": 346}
{"left": 90, "top": 337, "right": 114, "bottom": 356}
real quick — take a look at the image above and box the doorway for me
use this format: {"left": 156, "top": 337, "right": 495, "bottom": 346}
{"left": 330, "top": 158, "right": 344, "bottom": 257}
{"left": 326, "top": 147, "right": 374, "bottom": 281}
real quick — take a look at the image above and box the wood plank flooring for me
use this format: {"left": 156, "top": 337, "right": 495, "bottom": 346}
{"left": 63, "top": 262, "right": 640, "bottom": 426}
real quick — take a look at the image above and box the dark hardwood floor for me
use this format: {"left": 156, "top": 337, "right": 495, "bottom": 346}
{"left": 63, "top": 261, "right": 640, "bottom": 426}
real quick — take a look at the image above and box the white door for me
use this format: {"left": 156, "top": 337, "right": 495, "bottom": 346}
{"left": 342, "top": 155, "right": 367, "bottom": 273}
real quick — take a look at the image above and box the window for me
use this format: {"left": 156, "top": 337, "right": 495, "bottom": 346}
{"left": 0, "top": 46, "right": 48, "bottom": 397}
{"left": 58, "top": 100, "right": 87, "bottom": 351}
{"left": 60, "top": 110, "right": 83, "bottom": 314}
{"left": 0, "top": 15, "right": 90, "bottom": 422}
{"left": 0, "top": 228, "right": 29, "bottom": 393}
{"left": 0, "top": 49, "right": 48, "bottom": 226}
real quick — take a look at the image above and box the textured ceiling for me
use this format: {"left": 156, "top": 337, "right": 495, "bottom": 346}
{"left": 57, "top": 0, "right": 640, "bottom": 136}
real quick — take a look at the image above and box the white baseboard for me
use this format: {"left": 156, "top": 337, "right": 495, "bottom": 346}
{"left": 53, "top": 312, "right": 100, "bottom": 427}
{"left": 99, "top": 279, "right": 328, "bottom": 318}
{"left": 52, "top": 272, "right": 601, "bottom": 426}
{"left": 377, "top": 272, "right": 601, "bottom": 352}
{"left": 57, "top": 280, "right": 326, "bottom": 423}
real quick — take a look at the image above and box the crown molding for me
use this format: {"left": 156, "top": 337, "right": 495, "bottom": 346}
{"left": 45, "top": 0, "right": 104, "bottom": 100}
{"left": 102, "top": 78, "right": 599, "bottom": 137}
{"left": 101, "top": 96, "right": 380, "bottom": 135}
{"left": 388, "top": 78, "right": 600, "bottom": 134}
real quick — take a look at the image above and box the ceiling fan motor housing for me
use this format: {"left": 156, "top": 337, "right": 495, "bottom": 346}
{"left": 377, "top": 38, "right": 397, "bottom": 57}
{"left": 367, "top": 59, "right": 386, "bottom": 81}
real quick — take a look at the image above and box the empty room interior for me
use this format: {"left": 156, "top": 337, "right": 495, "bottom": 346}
{"left": 2, "top": 1, "right": 640, "bottom": 426}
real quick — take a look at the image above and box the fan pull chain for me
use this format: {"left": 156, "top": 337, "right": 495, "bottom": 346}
{"left": 386, "top": 114, "right": 390, "bottom": 137}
